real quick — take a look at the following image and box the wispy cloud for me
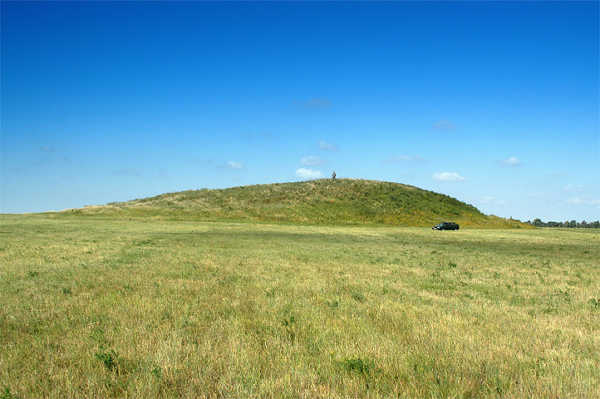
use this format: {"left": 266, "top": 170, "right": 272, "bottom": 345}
{"left": 501, "top": 156, "right": 522, "bottom": 166}
{"left": 319, "top": 141, "right": 338, "bottom": 151}
{"left": 242, "top": 132, "right": 275, "bottom": 143}
{"left": 479, "top": 196, "right": 506, "bottom": 206}
{"left": 386, "top": 155, "right": 425, "bottom": 162}
{"left": 297, "top": 97, "right": 331, "bottom": 109}
{"left": 227, "top": 161, "right": 243, "bottom": 169}
{"left": 157, "top": 168, "right": 169, "bottom": 179}
{"left": 432, "top": 120, "right": 455, "bottom": 130}
{"left": 567, "top": 197, "right": 600, "bottom": 207}
{"left": 296, "top": 168, "right": 322, "bottom": 179}
{"left": 563, "top": 184, "right": 584, "bottom": 192}
{"left": 301, "top": 155, "right": 323, "bottom": 166}
{"left": 193, "top": 159, "right": 214, "bottom": 166}
{"left": 481, "top": 196, "right": 495, "bottom": 204}
{"left": 39, "top": 145, "right": 55, "bottom": 153}
{"left": 433, "top": 172, "right": 465, "bottom": 182}
{"left": 112, "top": 168, "right": 142, "bottom": 177}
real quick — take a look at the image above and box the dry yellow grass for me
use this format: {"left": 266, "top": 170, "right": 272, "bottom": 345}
{"left": 0, "top": 215, "right": 598, "bottom": 398}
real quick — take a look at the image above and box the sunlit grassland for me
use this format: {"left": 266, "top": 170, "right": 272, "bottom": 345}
{"left": 64, "top": 179, "right": 530, "bottom": 228}
{"left": 1, "top": 215, "right": 598, "bottom": 398}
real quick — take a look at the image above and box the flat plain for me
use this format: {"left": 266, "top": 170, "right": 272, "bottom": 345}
{"left": 1, "top": 215, "right": 599, "bottom": 398}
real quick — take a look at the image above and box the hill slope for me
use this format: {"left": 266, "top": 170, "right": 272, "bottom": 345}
{"left": 66, "top": 179, "right": 528, "bottom": 228}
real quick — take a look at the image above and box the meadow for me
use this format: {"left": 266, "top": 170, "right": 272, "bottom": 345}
{"left": 70, "top": 179, "right": 529, "bottom": 229}
{"left": 1, "top": 215, "right": 598, "bottom": 398}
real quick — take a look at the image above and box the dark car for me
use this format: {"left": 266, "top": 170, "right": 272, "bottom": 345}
{"left": 432, "top": 222, "right": 459, "bottom": 230}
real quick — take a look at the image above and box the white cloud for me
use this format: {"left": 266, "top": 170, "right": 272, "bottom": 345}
{"left": 227, "top": 161, "right": 243, "bottom": 169}
{"left": 433, "top": 172, "right": 465, "bottom": 182}
{"left": 387, "top": 155, "right": 424, "bottom": 162}
{"left": 301, "top": 156, "right": 323, "bottom": 166}
{"left": 319, "top": 141, "right": 338, "bottom": 151}
{"left": 296, "top": 168, "right": 322, "bottom": 179}
{"left": 304, "top": 98, "right": 331, "bottom": 108}
{"left": 432, "top": 120, "right": 455, "bottom": 130}
{"left": 112, "top": 168, "right": 142, "bottom": 177}
{"left": 481, "top": 196, "right": 495, "bottom": 204}
{"left": 501, "top": 156, "right": 521, "bottom": 166}
{"left": 39, "top": 145, "right": 55, "bottom": 153}
{"left": 568, "top": 197, "right": 600, "bottom": 207}
{"left": 563, "top": 184, "right": 583, "bottom": 192}
{"left": 479, "top": 196, "right": 506, "bottom": 206}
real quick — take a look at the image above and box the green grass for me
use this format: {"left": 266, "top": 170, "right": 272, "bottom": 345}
{"left": 1, "top": 215, "right": 598, "bottom": 398}
{"left": 54, "top": 178, "right": 530, "bottom": 228}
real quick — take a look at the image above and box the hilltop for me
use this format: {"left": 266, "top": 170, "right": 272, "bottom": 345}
{"left": 64, "top": 178, "right": 528, "bottom": 228}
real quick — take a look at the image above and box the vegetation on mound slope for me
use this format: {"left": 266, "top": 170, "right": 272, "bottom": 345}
{"left": 65, "top": 179, "right": 529, "bottom": 228}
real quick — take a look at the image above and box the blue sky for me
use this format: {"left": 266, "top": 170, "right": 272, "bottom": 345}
{"left": 1, "top": 1, "right": 598, "bottom": 221}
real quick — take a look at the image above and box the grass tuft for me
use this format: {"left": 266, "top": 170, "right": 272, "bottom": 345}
{"left": 95, "top": 350, "right": 119, "bottom": 372}
{"left": 1, "top": 388, "right": 19, "bottom": 399}
{"left": 341, "top": 358, "right": 375, "bottom": 375}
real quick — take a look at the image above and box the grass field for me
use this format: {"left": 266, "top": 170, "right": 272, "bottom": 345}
{"left": 65, "top": 179, "right": 530, "bottom": 229}
{"left": 1, "top": 215, "right": 599, "bottom": 398}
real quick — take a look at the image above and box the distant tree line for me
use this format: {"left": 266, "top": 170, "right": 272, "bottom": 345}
{"left": 526, "top": 219, "right": 600, "bottom": 228}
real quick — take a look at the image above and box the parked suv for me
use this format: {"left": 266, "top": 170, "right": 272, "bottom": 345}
{"left": 432, "top": 222, "right": 459, "bottom": 230}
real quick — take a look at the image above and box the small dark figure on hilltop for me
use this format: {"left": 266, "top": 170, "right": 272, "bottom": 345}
{"left": 332, "top": 171, "right": 336, "bottom": 180}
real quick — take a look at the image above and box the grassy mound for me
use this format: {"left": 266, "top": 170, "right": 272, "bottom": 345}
{"left": 64, "top": 178, "right": 529, "bottom": 228}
